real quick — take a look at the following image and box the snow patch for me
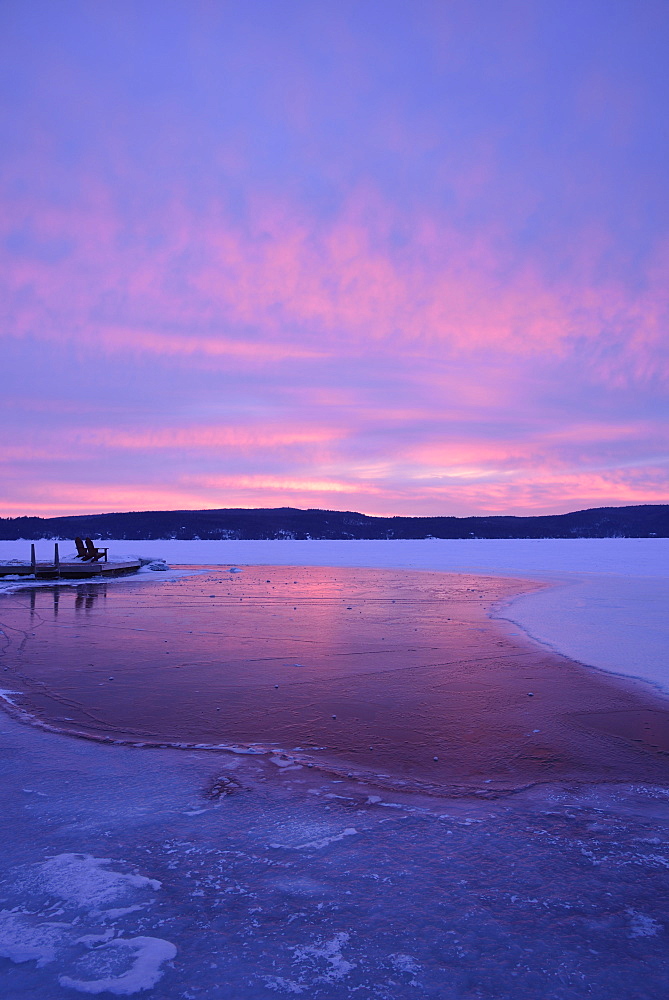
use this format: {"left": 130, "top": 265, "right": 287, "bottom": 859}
{"left": 390, "top": 953, "right": 420, "bottom": 974}
{"left": 270, "top": 826, "right": 357, "bottom": 851}
{"left": 293, "top": 931, "right": 356, "bottom": 983}
{"left": 262, "top": 975, "right": 307, "bottom": 994}
{"left": 270, "top": 755, "right": 297, "bottom": 768}
{"left": 626, "top": 908, "right": 663, "bottom": 938}
{"left": 0, "top": 910, "right": 64, "bottom": 966}
{"left": 36, "top": 854, "right": 160, "bottom": 910}
{"left": 59, "top": 935, "right": 177, "bottom": 995}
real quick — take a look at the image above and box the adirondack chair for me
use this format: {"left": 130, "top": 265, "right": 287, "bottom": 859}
{"left": 74, "top": 537, "right": 93, "bottom": 561}
{"left": 84, "top": 538, "right": 108, "bottom": 562}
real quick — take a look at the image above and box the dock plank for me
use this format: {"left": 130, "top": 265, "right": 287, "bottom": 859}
{"left": 0, "top": 560, "right": 141, "bottom": 579}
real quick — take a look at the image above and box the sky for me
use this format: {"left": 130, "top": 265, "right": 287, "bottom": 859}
{"left": 1, "top": 0, "right": 668, "bottom": 518}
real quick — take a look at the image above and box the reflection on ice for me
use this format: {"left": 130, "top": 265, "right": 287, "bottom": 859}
{"left": 2, "top": 566, "right": 669, "bottom": 794}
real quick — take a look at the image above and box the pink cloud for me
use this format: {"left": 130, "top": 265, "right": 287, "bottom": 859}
{"left": 1, "top": 173, "right": 667, "bottom": 517}
{"left": 191, "top": 474, "right": 365, "bottom": 495}
{"left": 77, "top": 425, "right": 343, "bottom": 450}
{"left": 3, "top": 184, "right": 667, "bottom": 390}
{"left": 96, "top": 329, "right": 326, "bottom": 362}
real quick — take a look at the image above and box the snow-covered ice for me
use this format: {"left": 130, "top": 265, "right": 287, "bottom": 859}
{"left": 0, "top": 835, "right": 176, "bottom": 996}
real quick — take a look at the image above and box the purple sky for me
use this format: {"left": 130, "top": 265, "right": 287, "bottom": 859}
{"left": 1, "top": 0, "right": 668, "bottom": 517}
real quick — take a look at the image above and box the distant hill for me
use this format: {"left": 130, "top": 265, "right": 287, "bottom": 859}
{"left": 0, "top": 504, "right": 667, "bottom": 540}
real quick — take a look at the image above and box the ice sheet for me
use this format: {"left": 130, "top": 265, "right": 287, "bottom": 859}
{"left": 3, "top": 537, "right": 667, "bottom": 578}
{"left": 0, "top": 538, "right": 667, "bottom": 996}
{"left": 497, "top": 574, "right": 669, "bottom": 694}
{"left": 3, "top": 537, "right": 666, "bottom": 693}
{"left": 0, "top": 706, "right": 668, "bottom": 998}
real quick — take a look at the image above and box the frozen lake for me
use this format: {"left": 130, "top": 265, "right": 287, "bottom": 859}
{"left": 1, "top": 706, "right": 669, "bottom": 998}
{"left": 0, "top": 539, "right": 667, "bottom": 997}
{"left": 0, "top": 565, "right": 667, "bottom": 793}
{"left": 4, "top": 537, "right": 667, "bottom": 693}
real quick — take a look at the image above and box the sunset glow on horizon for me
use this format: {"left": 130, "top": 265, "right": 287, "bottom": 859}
{"left": 1, "top": 0, "right": 668, "bottom": 518}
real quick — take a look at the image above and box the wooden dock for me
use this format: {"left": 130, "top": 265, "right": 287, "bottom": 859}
{"left": 0, "top": 543, "right": 141, "bottom": 580}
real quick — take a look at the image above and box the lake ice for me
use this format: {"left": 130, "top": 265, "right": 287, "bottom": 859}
{"left": 1, "top": 709, "right": 669, "bottom": 998}
{"left": 0, "top": 539, "right": 667, "bottom": 997}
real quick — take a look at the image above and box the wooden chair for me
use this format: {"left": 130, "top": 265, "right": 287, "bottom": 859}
{"left": 74, "top": 537, "right": 93, "bottom": 561}
{"left": 84, "top": 538, "right": 108, "bottom": 562}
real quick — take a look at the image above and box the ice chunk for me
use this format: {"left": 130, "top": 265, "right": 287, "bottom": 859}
{"left": 270, "top": 755, "right": 296, "bottom": 768}
{"left": 147, "top": 561, "right": 168, "bottom": 572}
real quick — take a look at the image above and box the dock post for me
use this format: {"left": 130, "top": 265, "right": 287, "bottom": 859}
{"left": 54, "top": 542, "right": 60, "bottom": 571}
{"left": 30, "top": 543, "right": 36, "bottom": 575}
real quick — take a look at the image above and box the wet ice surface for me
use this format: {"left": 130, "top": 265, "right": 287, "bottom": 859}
{"left": 4, "top": 566, "right": 669, "bottom": 792}
{"left": 2, "top": 537, "right": 669, "bottom": 694}
{"left": 0, "top": 567, "right": 548, "bottom": 789}
{"left": 0, "top": 711, "right": 668, "bottom": 999}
